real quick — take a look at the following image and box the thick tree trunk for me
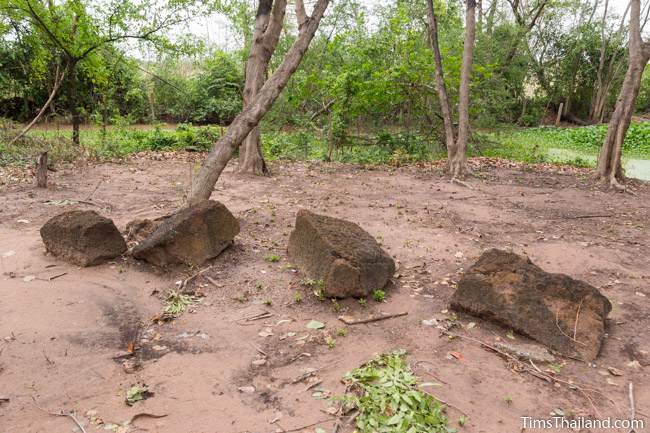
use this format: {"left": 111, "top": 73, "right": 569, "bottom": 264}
{"left": 189, "top": 0, "right": 330, "bottom": 204}
{"left": 425, "top": 0, "right": 455, "bottom": 150}
{"left": 238, "top": 0, "right": 287, "bottom": 175}
{"left": 9, "top": 63, "right": 65, "bottom": 146}
{"left": 595, "top": 0, "right": 650, "bottom": 187}
{"left": 449, "top": 0, "right": 477, "bottom": 178}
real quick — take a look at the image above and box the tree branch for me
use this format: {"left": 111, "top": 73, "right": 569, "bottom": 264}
{"left": 295, "top": 0, "right": 308, "bottom": 29}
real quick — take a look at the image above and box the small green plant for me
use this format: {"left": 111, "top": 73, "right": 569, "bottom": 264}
{"left": 372, "top": 289, "right": 386, "bottom": 302}
{"left": 263, "top": 299, "right": 273, "bottom": 306}
{"left": 458, "top": 415, "right": 469, "bottom": 426}
{"left": 331, "top": 298, "right": 341, "bottom": 312}
{"left": 336, "top": 328, "right": 348, "bottom": 337}
{"left": 265, "top": 254, "right": 281, "bottom": 262}
{"left": 339, "top": 350, "right": 448, "bottom": 432}
{"left": 125, "top": 385, "right": 151, "bottom": 406}
{"left": 358, "top": 298, "right": 367, "bottom": 307}
{"left": 326, "top": 335, "right": 336, "bottom": 349}
{"left": 301, "top": 278, "right": 326, "bottom": 300}
{"left": 163, "top": 291, "right": 195, "bottom": 315}
{"left": 549, "top": 363, "right": 562, "bottom": 374}
{"left": 504, "top": 396, "right": 513, "bottom": 405}
{"left": 255, "top": 282, "right": 264, "bottom": 290}
{"left": 293, "top": 292, "right": 303, "bottom": 303}
{"left": 234, "top": 291, "right": 250, "bottom": 303}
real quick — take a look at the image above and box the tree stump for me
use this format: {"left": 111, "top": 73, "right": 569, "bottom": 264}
{"left": 36, "top": 152, "right": 48, "bottom": 188}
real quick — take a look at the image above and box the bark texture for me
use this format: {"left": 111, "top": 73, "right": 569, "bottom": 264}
{"left": 239, "top": 0, "right": 287, "bottom": 175}
{"left": 448, "top": 0, "right": 477, "bottom": 178}
{"left": 425, "top": 0, "right": 455, "bottom": 150}
{"left": 595, "top": 0, "right": 650, "bottom": 187}
{"left": 189, "top": 0, "right": 330, "bottom": 204}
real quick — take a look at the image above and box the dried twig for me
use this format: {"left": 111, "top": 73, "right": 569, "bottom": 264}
{"left": 555, "top": 311, "right": 586, "bottom": 346}
{"left": 32, "top": 398, "right": 87, "bottom": 433}
{"left": 48, "top": 272, "right": 67, "bottom": 281}
{"left": 441, "top": 330, "right": 608, "bottom": 417}
{"left": 573, "top": 298, "right": 584, "bottom": 340}
{"left": 179, "top": 265, "right": 213, "bottom": 291}
{"left": 282, "top": 418, "right": 335, "bottom": 432}
{"left": 338, "top": 311, "right": 407, "bottom": 325}
{"left": 421, "top": 389, "right": 469, "bottom": 417}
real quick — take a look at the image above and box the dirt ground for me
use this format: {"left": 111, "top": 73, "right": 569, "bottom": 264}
{"left": 1, "top": 154, "right": 649, "bottom": 433}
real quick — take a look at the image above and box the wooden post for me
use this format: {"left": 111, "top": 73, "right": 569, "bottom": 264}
{"left": 36, "top": 151, "right": 48, "bottom": 188}
{"left": 555, "top": 102, "right": 564, "bottom": 126}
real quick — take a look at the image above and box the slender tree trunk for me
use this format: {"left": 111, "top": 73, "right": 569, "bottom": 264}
{"left": 449, "top": 0, "right": 477, "bottom": 178}
{"left": 189, "top": 0, "right": 330, "bottom": 204}
{"left": 425, "top": 0, "right": 455, "bottom": 150}
{"left": 590, "top": 0, "right": 610, "bottom": 122}
{"left": 239, "top": 0, "right": 287, "bottom": 175}
{"left": 68, "top": 68, "right": 80, "bottom": 145}
{"left": 9, "top": 62, "right": 65, "bottom": 146}
{"left": 486, "top": 0, "right": 497, "bottom": 34}
{"left": 595, "top": 0, "right": 650, "bottom": 187}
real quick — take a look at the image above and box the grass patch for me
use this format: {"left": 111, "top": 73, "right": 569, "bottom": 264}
{"left": 339, "top": 350, "right": 450, "bottom": 433}
{"left": 477, "top": 122, "right": 650, "bottom": 166}
{"left": 6, "top": 119, "right": 647, "bottom": 170}
{"left": 163, "top": 290, "right": 196, "bottom": 315}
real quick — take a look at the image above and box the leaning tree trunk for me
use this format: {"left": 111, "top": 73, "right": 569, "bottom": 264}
{"left": 595, "top": 0, "right": 650, "bottom": 187}
{"left": 189, "top": 0, "right": 330, "bottom": 204}
{"left": 239, "top": 0, "right": 287, "bottom": 175}
{"left": 9, "top": 63, "right": 66, "bottom": 146}
{"left": 426, "top": 0, "right": 455, "bottom": 150}
{"left": 449, "top": 0, "right": 477, "bottom": 178}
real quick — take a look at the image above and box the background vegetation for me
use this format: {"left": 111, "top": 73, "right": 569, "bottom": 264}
{"left": 1, "top": 0, "right": 649, "bottom": 169}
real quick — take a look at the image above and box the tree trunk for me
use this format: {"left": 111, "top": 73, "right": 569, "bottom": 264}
{"left": 425, "top": 0, "right": 455, "bottom": 150}
{"left": 68, "top": 68, "right": 80, "bottom": 145}
{"left": 36, "top": 151, "right": 48, "bottom": 188}
{"left": 595, "top": 0, "right": 650, "bottom": 187}
{"left": 238, "top": 0, "right": 287, "bottom": 175}
{"left": 189, "top": 0, "right": 330, "bottom": 204}
{"left": 449, "top": 0, "right": 477, "bottom": 178}
{"left": 9, "top": 62, "right": 65, "bottom": 146}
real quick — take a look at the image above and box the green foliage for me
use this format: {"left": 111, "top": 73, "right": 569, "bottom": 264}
{"left": 163, "top": 290, "right": 195, "bottom": 315}
{"left": 340, "top": 350, "right": 449, "bottom": 433}
{"left": 372, "top": 289, "right": 386, "bottom": 302}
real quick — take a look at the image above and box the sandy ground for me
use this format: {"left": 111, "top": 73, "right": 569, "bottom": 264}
{"left": 1, "top": 154, "right": 649, "bottom": 433}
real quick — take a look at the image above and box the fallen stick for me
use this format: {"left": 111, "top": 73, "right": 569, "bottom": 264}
{"left": 441, "top": 330, "right": 610, "bottom": 418}
{"left": 48, "top": 272, "right": 67, "bottom": 281}
{"left": 338, "top": 311, "right": 408, "bottom": 325}
{"left": 32, "top": 398, "right": 87, "bottom": 433}
{"left": 282, "top": 418, "right": 335, "bottom": 433}
{"left": 179, "top": 265, "right": 213, "bottom": 291}
{"left": 421, "top": 389, "right": 469, "bottom": 417}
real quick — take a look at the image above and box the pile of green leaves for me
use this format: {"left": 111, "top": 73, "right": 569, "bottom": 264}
{"left": 340, "top": 350, "right": 450, "bottom": 433}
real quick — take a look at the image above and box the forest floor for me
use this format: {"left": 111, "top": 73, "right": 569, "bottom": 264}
{"left": 1, "top": 153, "right": 649, "bottom": 433}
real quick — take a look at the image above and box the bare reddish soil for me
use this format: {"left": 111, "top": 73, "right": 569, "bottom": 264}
{"left": 1, "top": 154, "right": 649, "bottom": 433}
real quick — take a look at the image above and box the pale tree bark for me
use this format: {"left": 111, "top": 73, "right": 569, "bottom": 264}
{"left": 239, "top": 0, "right": 287, "bottom": 175}
{"left": 9, "top": 62, "right": 66, "bottom": 146}
{"left": 590, "top": 1, "right": 631, "bottom": 123}
{"left": 189, "top": 0, "right": 330, "bottom": 204}
{"left": 425, "top": 0, "right": 455, "bottom": 150}
{"left": 595, "top": 0, "right": 650, "bottom": 187}
{"left": 449, "top": 0, "right": 477, "bottom": 178}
